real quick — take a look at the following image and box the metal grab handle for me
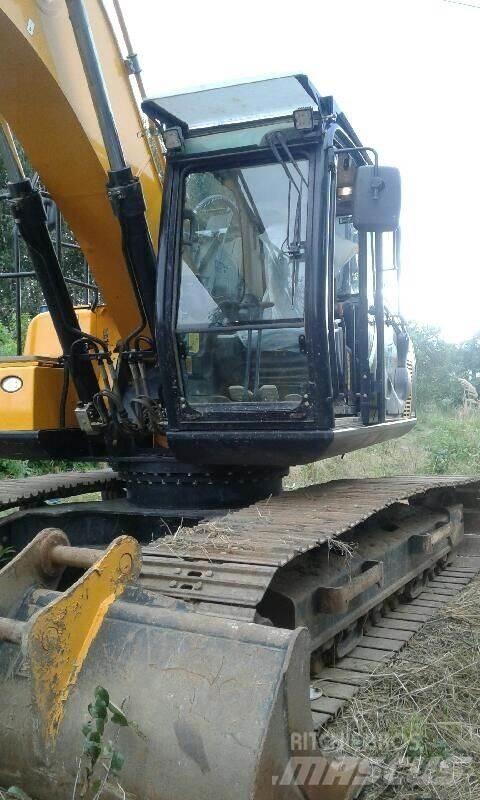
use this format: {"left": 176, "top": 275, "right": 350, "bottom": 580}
{"left": 316, "top": 560, "right": 384, "bottom": 614}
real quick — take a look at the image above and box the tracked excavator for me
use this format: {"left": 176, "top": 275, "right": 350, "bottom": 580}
{"left": 0, "top": 2, "right": 479, "bottom": 798}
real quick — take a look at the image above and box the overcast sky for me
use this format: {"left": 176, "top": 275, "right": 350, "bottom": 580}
{"left": 111, "top": 0, "right": 480, "bottom": 342}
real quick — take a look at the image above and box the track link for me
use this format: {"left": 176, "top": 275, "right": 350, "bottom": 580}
{"left": 1, "top": 472, "right": 480, "bottom": 800}
{"left": 2, "top": 470, "right": 480, "bottom": 707}
{"left": 142, "top": 476, "right": 480, "bottom": 601}
{"left": 310, "top": 549, "right": 480, "bottom": 730}
{"left": 0, "top": 469, "right": 118, "bottom": 511}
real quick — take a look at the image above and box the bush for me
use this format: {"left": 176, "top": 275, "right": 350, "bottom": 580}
{"left": 0, "top": 459, "right": 95, "bottom": 480}
{"left": 423, "top": 410, "right": 480, "bottom": 475}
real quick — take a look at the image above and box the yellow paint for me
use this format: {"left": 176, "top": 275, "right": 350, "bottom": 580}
{"left": 27, "top": 534, "right": 142, "bottom": 742}
{"left": 188, "top": 332, "right": 200, "bottom": 354}
{"left": 0, "top": 306, "right": 123, "bottom": 430}
{"left": 0, "top": 361, "right": 77, "bottom": 429}
{"left": 0, "top": 0, "right": 164, "bottom": 340}
{"left": 24, "top": 305, "right": 121, "bottom": 357}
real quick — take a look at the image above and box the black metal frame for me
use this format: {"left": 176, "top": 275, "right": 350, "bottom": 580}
{"left": 153, "top": 114, "right": 398, "bottom": 467}
{"left": 0, "top": 108, "right": 401, "bottom": 468}
{"left": 0, "top": 188, "right": 98, "bottom": 356}
{"left": 156, "top": 139, "right": 332, "bottom": 433}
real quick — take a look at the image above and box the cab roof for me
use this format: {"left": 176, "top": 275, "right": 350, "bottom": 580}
{"left": 142, "top": 74, "right": 322, "bottom": 136}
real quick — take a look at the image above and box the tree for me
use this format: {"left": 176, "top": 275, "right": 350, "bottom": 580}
{"left": 408, "top": 322, "right": 463, "bottom": 408}
{"left": 458, "top": 333, "right": 480, "bottom": 389}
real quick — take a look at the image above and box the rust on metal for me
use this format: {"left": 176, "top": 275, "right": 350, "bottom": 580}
{"left": 50, "top": 544, "right": 99, "bottom": 570}
{"left": 27, "top": 534, "right": 142, "bottom": 742}
{"left": 0, "top": 474, "right": 478, "bottom": 800}
{"left": 143, "top": 477, "right": 478, "bottom": 606}
{"left": 316, "top": 561, "right": 384, "bottom": 614}
{"left": 37, "top": 530, "right": 100, "bottom": 576}
{"left": 0, "top": 469, "right": 118, "bottom": 512}
{"left": 311, "top": 551, "right": 480, "bottom": 731}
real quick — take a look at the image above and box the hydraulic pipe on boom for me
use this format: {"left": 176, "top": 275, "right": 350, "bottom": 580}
{"left": 65, "top": 0, "right": 157, "bottom": 341}
{"left": 110, "top": 0, "right": 164, "bottom": 172}
{"left": 111, "top": 0, "right": 148, "bottom": 100}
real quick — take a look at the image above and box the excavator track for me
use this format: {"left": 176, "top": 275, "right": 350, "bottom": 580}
{"left": 0, "top": 469, "right": 118, "bottom": 511}
{"left": 140, "top": 475, "right": 480, "bottom": 610}
{"left": 4, "top": 470, "right": 475, "bottom": 668}
{"left": 310, "top": 550, "right": 480, "bottom": 729}
{"left": 1, "top": 472, "right": 480, "bottom": 800}
{"left": 2, "top": 472, "right": 477, "bottom": 613}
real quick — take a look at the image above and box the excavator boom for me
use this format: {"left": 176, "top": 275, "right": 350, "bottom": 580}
{"left": 0, "top": 0, "right": 163, "bottom": 338}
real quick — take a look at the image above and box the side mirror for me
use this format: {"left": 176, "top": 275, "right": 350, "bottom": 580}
{"left": 353, "top": 165, "right": 401, "bottom": 232}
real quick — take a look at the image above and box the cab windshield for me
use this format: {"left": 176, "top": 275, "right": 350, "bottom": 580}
{"left": 176, "top": 158, "right": 310, "bottom": 408}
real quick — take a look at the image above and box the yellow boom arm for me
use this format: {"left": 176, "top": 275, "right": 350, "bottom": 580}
{"left": 0, "top": 0, "right": 163, "bottom": 339}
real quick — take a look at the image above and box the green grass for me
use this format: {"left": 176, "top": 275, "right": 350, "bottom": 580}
{"left": 0, "top": 459, "right": 97, "bottom": 481}
{"left": 288, "top": 406, "right": 480, "bottom": 489}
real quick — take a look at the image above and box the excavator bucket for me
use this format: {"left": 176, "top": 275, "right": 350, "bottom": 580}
{"left": 0, "top": 529, "right": 361, "bottom": 800}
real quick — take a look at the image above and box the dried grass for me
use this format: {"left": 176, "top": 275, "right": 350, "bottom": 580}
{"left": 322, "top": 576, "right": 480, "bottom": 799}
{"left": 148, "top": 513, "right": 254, "bottom": 560}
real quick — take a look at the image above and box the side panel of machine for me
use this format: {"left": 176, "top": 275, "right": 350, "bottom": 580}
{"left": 0, "top": 362, "right": 77, "bottom": 429}
{"left": 23, "top": 306, "right": 121, "bottom": 357}
{"left": 0, "top": 307, "right": 121, "bottom": 431}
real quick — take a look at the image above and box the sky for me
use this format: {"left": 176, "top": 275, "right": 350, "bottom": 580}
{"left": 109, "top": 0, "right": 480, "bottom": 342}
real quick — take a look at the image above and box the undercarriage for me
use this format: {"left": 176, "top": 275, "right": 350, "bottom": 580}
{"left": 1, "top": 471, "right": 479, "bottom": 799}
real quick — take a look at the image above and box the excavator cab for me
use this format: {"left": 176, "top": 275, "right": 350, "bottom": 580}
{"left": 143, "top": 75, "right": 415, "bottom": 469}
{"left": 0, "top": 67, "right": 415, "bottom": 510}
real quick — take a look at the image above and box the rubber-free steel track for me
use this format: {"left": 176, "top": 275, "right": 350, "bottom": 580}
{"left": 310, "top": 549, "right": 480, "bottom": 729}
{"left": 0, "top": 469, "right": 118, "bottom": 511}
{"left": 142, "top": 476, "right": 480, "bottom": 607}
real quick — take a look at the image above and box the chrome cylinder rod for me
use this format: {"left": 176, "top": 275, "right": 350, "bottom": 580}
{"left": 65, "top": 0, "right": 126, "bottom": 173}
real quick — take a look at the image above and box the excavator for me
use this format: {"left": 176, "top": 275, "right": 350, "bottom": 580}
{"left": 0, "top": 1, "right": 479, "bottom": 798}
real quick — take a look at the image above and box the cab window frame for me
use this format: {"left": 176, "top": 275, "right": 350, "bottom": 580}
{"left": 169, "top": 143, "right": 318, "bottom": 426}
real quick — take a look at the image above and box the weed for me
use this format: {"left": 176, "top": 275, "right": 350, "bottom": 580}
{"left": 0, "top": 686, "right": 141, "bottom": 800}
{"left": 74, "top": 685, "right": 140, "bottom": 800}
{"left": 0, "top": 545, "right": 14, "bottom": 566}
{"left": 325, "top": 575, "right": 480, "bottom": 799}
{"left": 288, "top": 406, "right": 480, "bottom": 489}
